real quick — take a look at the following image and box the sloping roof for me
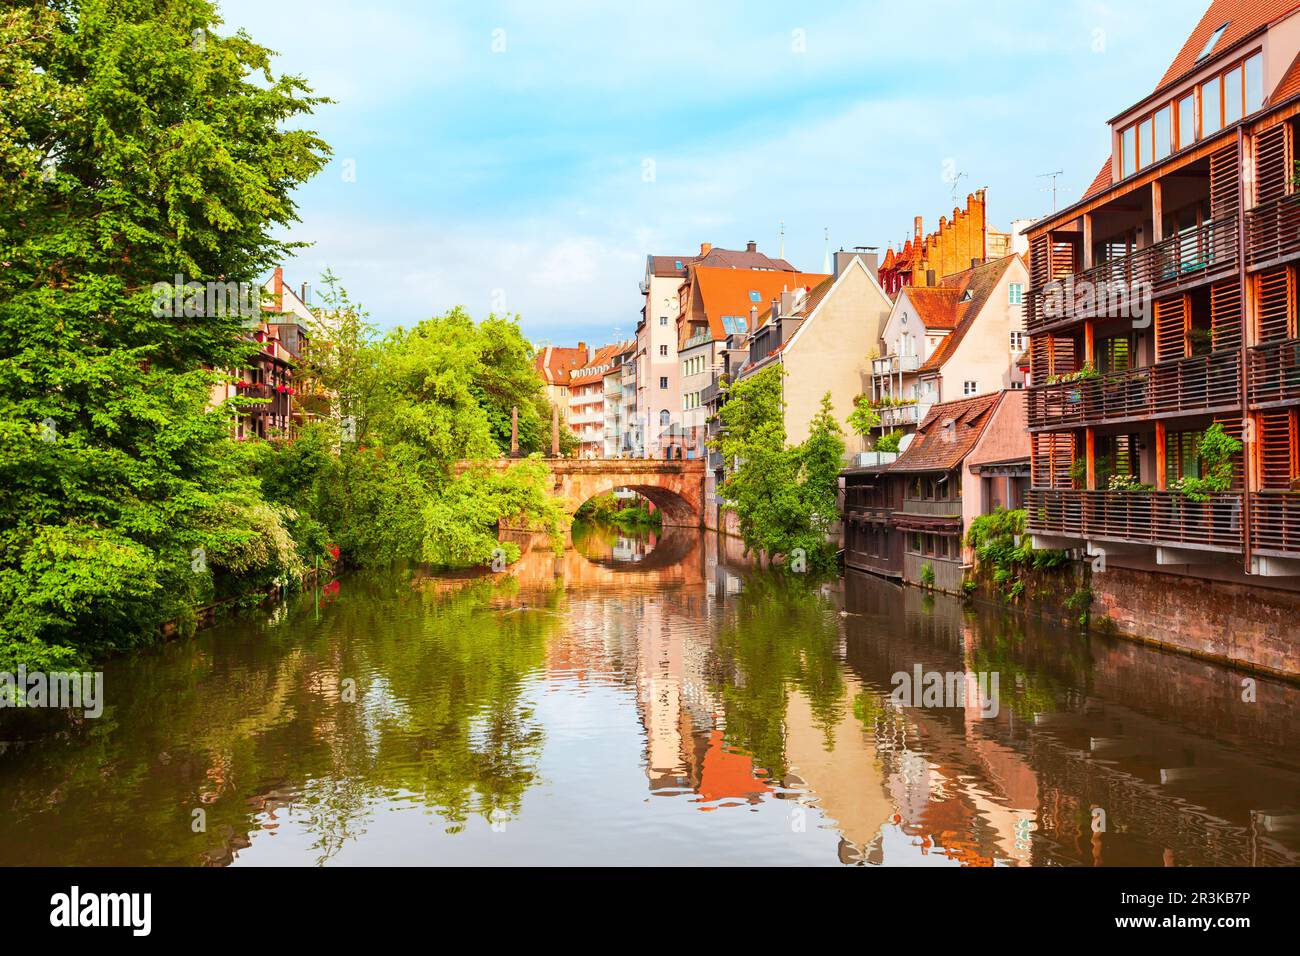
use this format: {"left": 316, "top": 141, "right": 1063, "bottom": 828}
{"left": 691, "top": 267, "right": 830, "bottom": 341}
{"left": 567, "top": 341, "right": 629, "bottom": 386}
{"left": 650, "top": 255, "right": 698, "bottom": 277}
{"left": 1081, "top": 158, "right": 1113, "bottom": 201}
{"left": 918, "top": 255, "right": 1021, "bottom": 373}
{"left": 1155, "top": 0, "right": 1300, "bottom": 93}
{"left": 905, "top": 287, "right": 965, "bottom": 331}
{"left": 698, "top": 246, "right": 798, "bottom": 271}
{"left": 1272, "top": 49, "right": 1300, "bottom": 103}
{"left": 889, "top": 392, "right": 1003, "bottom": 473}
{"left": 534, "top": 346, "right": 589, "bottom": 386}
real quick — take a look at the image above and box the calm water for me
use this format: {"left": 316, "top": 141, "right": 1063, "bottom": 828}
{"left": 2, "top": 522, "right": 1299, "bottom": 867}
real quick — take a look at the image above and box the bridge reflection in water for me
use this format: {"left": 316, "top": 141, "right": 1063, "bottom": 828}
{"left": 1, "top": 525, "right": 1297, "bottom": 866}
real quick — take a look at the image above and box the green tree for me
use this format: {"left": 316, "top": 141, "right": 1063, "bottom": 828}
{"left": 0, "top": 1, "right": 330, "bottom": 669}
{"left": 846, "top": 394, "right": 880, "bottom": 439}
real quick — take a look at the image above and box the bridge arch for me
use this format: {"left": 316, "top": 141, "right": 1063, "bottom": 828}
{"left": 457, "top": 458, "right": 706, "bottom": 527}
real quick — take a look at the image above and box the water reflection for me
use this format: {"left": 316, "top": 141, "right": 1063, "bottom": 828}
{"left": 0, "top": 527, "right": 1297, "bottom": 867}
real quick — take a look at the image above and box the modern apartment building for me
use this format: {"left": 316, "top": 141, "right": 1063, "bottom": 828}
{"left": 871, "top": 254, "right": 1029, "bottom": 440}
{"left": 1024, "top": 0, "right": 1300, "bottom": 604}
{"left": 568, "top": 342, "right": 627, "bottom": 458}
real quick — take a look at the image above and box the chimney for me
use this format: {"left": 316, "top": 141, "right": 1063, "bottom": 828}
{"left": 780, "top": 290, "right": 796, "bottom": 316}
{"left": 914, "top": 217, "right": 923, "bottom": 240}
{"left": 300, "top": 282, "right": 310, "bottom": 306}
{"left": 746, "top": 240, "right": 757, "bottom": 253}
{"left": 748, "top": 305, "right": 758, "bottom": 331}
{"left": 926, "top": 269, "right": 936, "bottom": 286}
{"left": 578, "top": 341, "right": 587, "bottom": 352}
{"left": 272, "top": 266, "right": 283, "bottom": 312}
{"left": 971, "top": 257, "right": 982, "bottom": 269}
{"left": 701, "top": 242, "right": 712, "bottom": 256}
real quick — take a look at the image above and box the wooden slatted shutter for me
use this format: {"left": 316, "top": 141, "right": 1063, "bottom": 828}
{"left": 1256, "top": 409, "right": 1297, "bottom": 490}
{"left": 1209, "top": 142, "right": 1240, "bottom": 221}
{"left": 1031, "top": 432, "right": 1078, "bottom": 490}
{"left": 1209, "top": 279, "right": 1242, "bottom": 352}
{"left": 1255, "top": 265, "right": 1294, "bottom": 342}
{"left": 1154, "top": 294, "right": 1188, "bottom": 362}
{"left": 1255, "top": 124, "right": 1293, "bottom": 207}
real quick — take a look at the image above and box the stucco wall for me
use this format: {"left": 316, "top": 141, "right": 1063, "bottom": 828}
{"left": 782, "top": 261, "right": 893, "bottom": 455}
{"left": 934, "top": 257, "right": 1028, "bottom": 403}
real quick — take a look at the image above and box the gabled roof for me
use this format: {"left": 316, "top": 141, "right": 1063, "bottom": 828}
{"left": 690, "top": 267, "right": 829, "bottom": 342}
{"left": 889, "top": 392, "right": 1003, "bottom": 473}
{"left": 649, "top": 255, "right": 698, "bottom": 278}
{"left": 1081, "top": 158, "right": 1113, "bottom": 201}
{"left": 1155, "top": 0, "right": 1300, "bottom": 94}
{"left": 1273, "top": 48, "right": 1300, "bottom": 103}
{"left": 534, "top": 346, "right": 589, "bottom": 386}
{"left": 917, "top": 255, "right": 1021, "bottom": 374}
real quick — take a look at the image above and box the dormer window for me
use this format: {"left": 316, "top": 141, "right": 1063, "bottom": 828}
{"left": 1197, "top": 22, "right": 1229, "bottom": 63}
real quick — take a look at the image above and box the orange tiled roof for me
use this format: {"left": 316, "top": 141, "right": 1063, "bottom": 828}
{"left": 692, "top": 266, "right": 829, "bottom": 341}
{"left": 1081, "top": 158, "right": 1113, "bottom": 201}
{"left": 918, "top": 255, "right": 1021, "bottom": 373}
{"left": 567, "top": 340, "right": 631, "bottom": 386}
{"left": 1272, "top": 49, "right": 1300, "bottom": 103}
{"left": 534, "top": 346, "right": 588, "bottom": 386}
{"left": 1155, "top": 0, "right": 1300, "bottom": 93}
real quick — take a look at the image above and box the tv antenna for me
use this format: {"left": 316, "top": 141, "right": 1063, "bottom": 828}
{"left": 946, "top": 169, "right": 967, "bottom": 203}
{"left": 1039, "top": 169, "right": 1064, "bottom": 212}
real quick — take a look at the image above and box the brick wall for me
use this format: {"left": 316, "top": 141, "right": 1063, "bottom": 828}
{"left": 1091, "top": 566, "right": 1300, "bottom": 678}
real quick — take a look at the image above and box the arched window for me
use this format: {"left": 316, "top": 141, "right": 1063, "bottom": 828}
{"left": 659, "top": 409, "right": 670, "bottom": 427}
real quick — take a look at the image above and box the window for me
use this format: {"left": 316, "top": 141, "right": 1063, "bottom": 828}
{"left": 1136, "top": 117, "right": 1152, "bottom": 169}
{"left": 1224, "top": 65, "right": 1243, "bottom": 125}
{"left": 1008, "top": 282, "right": 1023, "bottom": 305}
{"left": 1177, "top": 93, "right": 1196, "bottom": 148}
{"left": 1202, "top": 77, "right": 1221, "bottom": 135}
{"left": 1245, "top": 52, "right": 1263, "bottom": 114}
{"left": 1120, "top": 125, "right": 1135, "bottom": 177}
{"left": 659, "top": 376, "right": 668, "bottom": 390}
{"left": 748, "top": 290, "right": 761, "bottom": 302}
{"left": 721, "top": 315, "right": 748, "bottom": 334}
{"left": 1010, "top": 381, "right": 1025, "bottom": 390}
{"left": 659, "top": 316, "right": 668, "bottom": 326}
{"left": 1010, "top": 330, "right": 1025, "bottom": 352}
{"left": 964, "top": 380, "right": 978, "bottom": 396}
{"left": 674, "top": 260, "right": 683, "bottom": 270}
{"left": 1153, "top": 105, "right": 1171, "bottom": 162}
{"left": 659, "top": 409, "right": 670, "bottom": 426}
{"left": 659, "top": 344, "right": 668, "bottom": 356}
{"left": 1197, "top": 22, "right": 1229, "bottom": 63}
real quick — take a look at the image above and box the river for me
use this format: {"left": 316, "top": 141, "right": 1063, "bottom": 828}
{"left": 2, "top": 522, "right": 1298, "bottom": 866}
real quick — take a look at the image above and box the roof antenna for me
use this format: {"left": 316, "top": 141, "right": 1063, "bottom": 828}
{"left": 779, "top": 219, "right": 785, "bottom": 260}
{"left": 947, "top": 169, "right": 968, "bottom": 203}
{"left": 821, "top": 227, "right": 831, "bottom": 274}
{"left": 1038, "top": 169, "right": 1064, "bottom": 213}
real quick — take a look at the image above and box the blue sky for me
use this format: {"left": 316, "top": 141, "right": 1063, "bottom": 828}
{"left": 217, "top": 0, "right": 1205, "bottom": 345}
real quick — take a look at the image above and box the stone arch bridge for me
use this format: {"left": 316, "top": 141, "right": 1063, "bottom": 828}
{"left": 457, "top": 458, "right": 706, "bottom": 527}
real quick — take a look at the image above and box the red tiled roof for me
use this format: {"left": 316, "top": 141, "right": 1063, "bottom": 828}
{"left": 889, "top": 392, "right": 1003, "bottom": 473}
{"left": 1081, "top": 158, "right": 1113, "bottom": 201}
{"left": 534, "top": 346, "right": 589, "bottom": 386}
{"left": 1155, "top": 0, "right": 1300, "bottom": 93}
{"left": 918, "top": 255, "right": 1021, "bottom": 373}
{"left": 1272, "top": 49, "right": 1300, "bottom": 103}
{"left": 567, "top": 341, "right": 630, "bottom": 386}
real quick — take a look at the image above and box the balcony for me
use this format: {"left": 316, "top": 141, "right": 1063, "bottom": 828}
{"left": 879, "top": 402, "right": 925, "bottom": 428}
{"left": 1252, "top": 493, "right": 1300, "bottom": 556}
{"left": 1246, "top": 193, "right": 1300, "bottom": 270}
{"left": 1247, "top": 338, "right": 1300, "bottom": 408}
{"left": 872, "top": 354, "right": 921, "bottom": 377}
{"left": 1027, "top": 489, "right": 1244, "bottom": 552}
{"left": 902, "top": 497, "right": 961, "bottom": 518}
{"left": 683, "top": 331, "right": 712, "bottom": 351}
{"left": 1028, "top": 217, "right": 1238, "bottom": 334}
{"left": 1027, "top": 352, "right": 1242, "bottom": 430}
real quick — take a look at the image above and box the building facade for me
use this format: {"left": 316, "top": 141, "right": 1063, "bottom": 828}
{"left": 878, "top": 190, "right": 1012, "bottom": 296}
{"left": 1025, "top": 0, "right": 1300, "bottom": 586}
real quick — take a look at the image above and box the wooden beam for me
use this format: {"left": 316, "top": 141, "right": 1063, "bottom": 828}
{"left": 1154, "top": 420, "right": 1167, "bottom": 491}
{"left": 1086, "top": 427, "right": 1097, "bottom": 491}
{"left": 1084, "top": 321, "right": 1096, "bottom": 368}
{"left": 1151, "top": 179, "right": 1163, "bottom": 243}
{"left": 1082, "top": 213, "right": 1094, "bottom": 269}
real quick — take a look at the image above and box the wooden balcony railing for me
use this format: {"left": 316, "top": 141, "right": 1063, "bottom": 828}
{"left": 1247, "top": 338, "right": 1300, "bottom": 407}
{"left": 1027, "top": 352, "right": 1241, "bottom": 429}
{"left": 1251, "top": 493, "right": 1300, "bottom": 555}
{"left": 1245, "top": 192, "right": 1300, "bottom": 269}
{"left": 1027, "top": 488, "right": 1244, "bottom": 551}
{"left": 902, "top": 497, "right": 961, "bottom": 517}
{"left": 1027, "top": 217, "right": 1238, "bottom": 333}
{"left": 843, "top": 486, "right": 893, "bottom": 516}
